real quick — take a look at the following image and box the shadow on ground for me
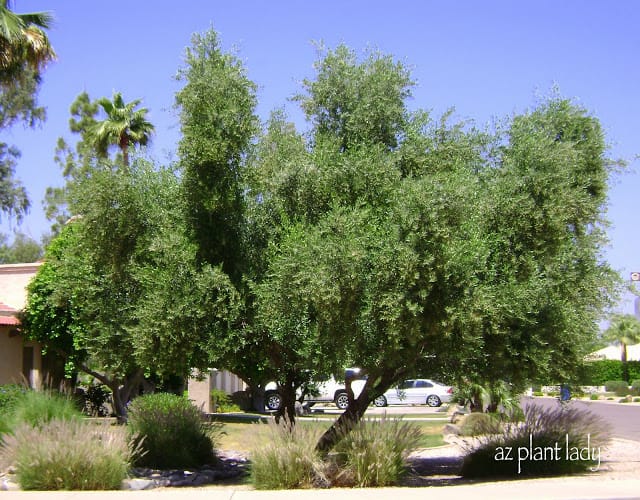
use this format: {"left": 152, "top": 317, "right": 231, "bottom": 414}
{"left": 401, "top": 455, "right": 473, "bottom": 487}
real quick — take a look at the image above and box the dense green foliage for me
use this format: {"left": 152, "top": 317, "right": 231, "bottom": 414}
{"left": 0, "top": 384, "right": 26, "bottom": 434}
{"left": 174, "top": 29, "right": 278, "bottom": 410}
{"left": 578, "top": 360, "right": 640, "bottom": 385}
{"left": 127, "top": 393, "right": 218, "bottom": 469}
{"left": 0, "top": 383, "right": 26, "bottom": 413}
{"left": 22, "top": 161, "right": 239, "bottom": 419}
{"left": 2, "top": 390, "right": 81, "bottom": 435}
{"left": 176, "top": 29, "right": 258, "bottom": 283}
{"left": 243, "top": 43, "right": 620, "bottom": 449}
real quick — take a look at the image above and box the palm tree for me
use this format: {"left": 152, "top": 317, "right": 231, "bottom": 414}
{"left": 91, "top": 92, "right": 154, "bottom": 167}
{"left": 603, "top": 314, "right": 640, "bottom": 381}
{"left": 0, "top": 0, "right": 55, "bottom": 85}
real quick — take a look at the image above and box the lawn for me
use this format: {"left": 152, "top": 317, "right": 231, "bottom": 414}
{"left": 214, "top": 418, "right": 445, "bottom": 452}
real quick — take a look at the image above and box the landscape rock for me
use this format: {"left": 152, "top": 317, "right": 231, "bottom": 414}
{"left": 123, "top": 450, "right": 248, "bottom": 490}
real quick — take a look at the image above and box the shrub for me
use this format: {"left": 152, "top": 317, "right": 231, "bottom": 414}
{"left": 580, "top": 360, "right": 640, "bottom": 385}
{"left": 6, "top": 390, "right": 81, "bottom": 431}
{"left": 251, "top": 417, "right": 326, "bottom": 489}
{"left": 459, "top": 413, "right": 502, "bottom": 436}
{"left": 461, "top": 403, "right": 610, "bottom": 478}
{"left": 0, "top": 385, "right": 28, "bottom": 435}
{"left": 590, "top": 393, "right": 600, "bottom": 401}
{"left": 333, "top": 416, "right": 422, "bottom": 487}
{"left": 127, "top": 393, "right": 218, "bottom": 469}
{"left": 633, "top": 397, "right": 640, "bottom": 403}
{"left": 80, "top": 385, "right": 112, "bottom": 417}
{"left": 0, "top": 384, "right": 27, "bottom": 414}
{"left": 579, "top": 360, "right": 623, "bottom": 385}
{"left": 604, "top": 380, "right": 630, "bottom": 396}
{"left": 0, "top": 419, "right": 135, "bottom": 490}
{"left": 210, "top": 389, "right": 242, "bottom": 413}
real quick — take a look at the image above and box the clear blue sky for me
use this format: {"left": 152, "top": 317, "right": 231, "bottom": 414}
{"left": 3, "top": 0, "right": 639, "bottom": 313}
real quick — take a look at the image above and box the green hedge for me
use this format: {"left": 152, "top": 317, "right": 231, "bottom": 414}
{"left": 578, "top": 360, "right": 640, "bottom": 385}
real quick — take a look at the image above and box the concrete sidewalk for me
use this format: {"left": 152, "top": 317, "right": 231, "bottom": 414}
{"left": 2, "top": 477, "right": 640, "bottom": 500}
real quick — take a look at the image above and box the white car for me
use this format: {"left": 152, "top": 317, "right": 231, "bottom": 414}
{"left": 373, "top": 379, "right": 452, "bottom": 407}
{"left": 264, "top": 369, "right": 366, "bottom": 411}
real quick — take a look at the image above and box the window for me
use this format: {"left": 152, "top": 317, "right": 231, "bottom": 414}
{"left": 414, "top": 380, "right": 433, "bottom": 388}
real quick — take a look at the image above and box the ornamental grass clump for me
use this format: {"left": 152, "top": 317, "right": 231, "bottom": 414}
{"left": 127, "top": 393, "right": 218, "bottom": 469}
{"left": 333, "top": 415, "right": 423, "bottom": 487}
{"left": 461, "top": 403, "right": 611, "bottom": 478}
{"left": 250, "top": 416, "right": 327, "bottom": 490}
{"left": 5, "top": 389, "right": 81, "bottom": 432}
{"left": 0, "top": 419, "right": 136, "bottom": 490}
{"left": 459, "top": 412, "right": 502, "bottom": 436}
{"left": 251, "top": 416, "right": 423, "bottom": 489}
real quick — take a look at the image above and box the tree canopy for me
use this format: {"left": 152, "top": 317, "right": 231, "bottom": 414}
{"left": 90, "top": 92, "right": 153, "bottom": 167}
{"left": 603, "top": 314, "right": 640, "bottom": 380}
{"left": 22, "top": 160, "right": 238, "bottom": 419}
{"left": 0, "top": 0, "right": 55, "bottom": 86}
{"left": 0, "top": 231, "right": 41, "bottom": 262}
{"left": 22, "top": 29, "right": 621, "bottom": 450}
{"left": 0, "top": 1, "right": 55, "bottom": 226}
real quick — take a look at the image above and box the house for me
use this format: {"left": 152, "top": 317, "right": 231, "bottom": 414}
{"left": 0, "top": 262, "right": 44, "bottom": 387}
{"left": 585, "top": 344, "right": 640, "bottom": 362}
{"left": 188, "top": 369, "right": 247, "bottom": 413}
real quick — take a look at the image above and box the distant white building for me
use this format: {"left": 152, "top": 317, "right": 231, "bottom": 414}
{"left": 585, "top": 344, "right": 640, "bottom": 361}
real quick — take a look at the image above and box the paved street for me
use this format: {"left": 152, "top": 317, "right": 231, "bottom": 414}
{"left": 523, "top": 397, "right": 640, "bottom": 441}
{"left": 310, "top": 397, "right": 640, "bottom": 442}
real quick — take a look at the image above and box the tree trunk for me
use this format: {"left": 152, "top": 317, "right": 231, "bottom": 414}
{"left": 251, "top": 385, "right": 266, "bottom": 413}
{"left": 120, "top": 136, "right": 129, "bottom": 167}
{"left": 110, "top": 383, "right": 128, "bottom": 423}
{"left": 315, "top": 390, "right": 370, "bottom": 454}
{"left": 314, "top": 366, "right": 409, "bottom": 454}
{"left": 103, "top": 370, "right": 144, "bottom": 423}
{"left": 622, "top": 343, "right": 629, "bottom": 382}
{"left": 274, "top": 381, "right": 297, "bottom": 425}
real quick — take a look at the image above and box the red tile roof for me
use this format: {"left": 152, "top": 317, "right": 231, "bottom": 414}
{"left": 0, "top": 301, "right": 19, "bottom": 325}
{"left": 0, "top": 316, "right": 19, "bottom": 326}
